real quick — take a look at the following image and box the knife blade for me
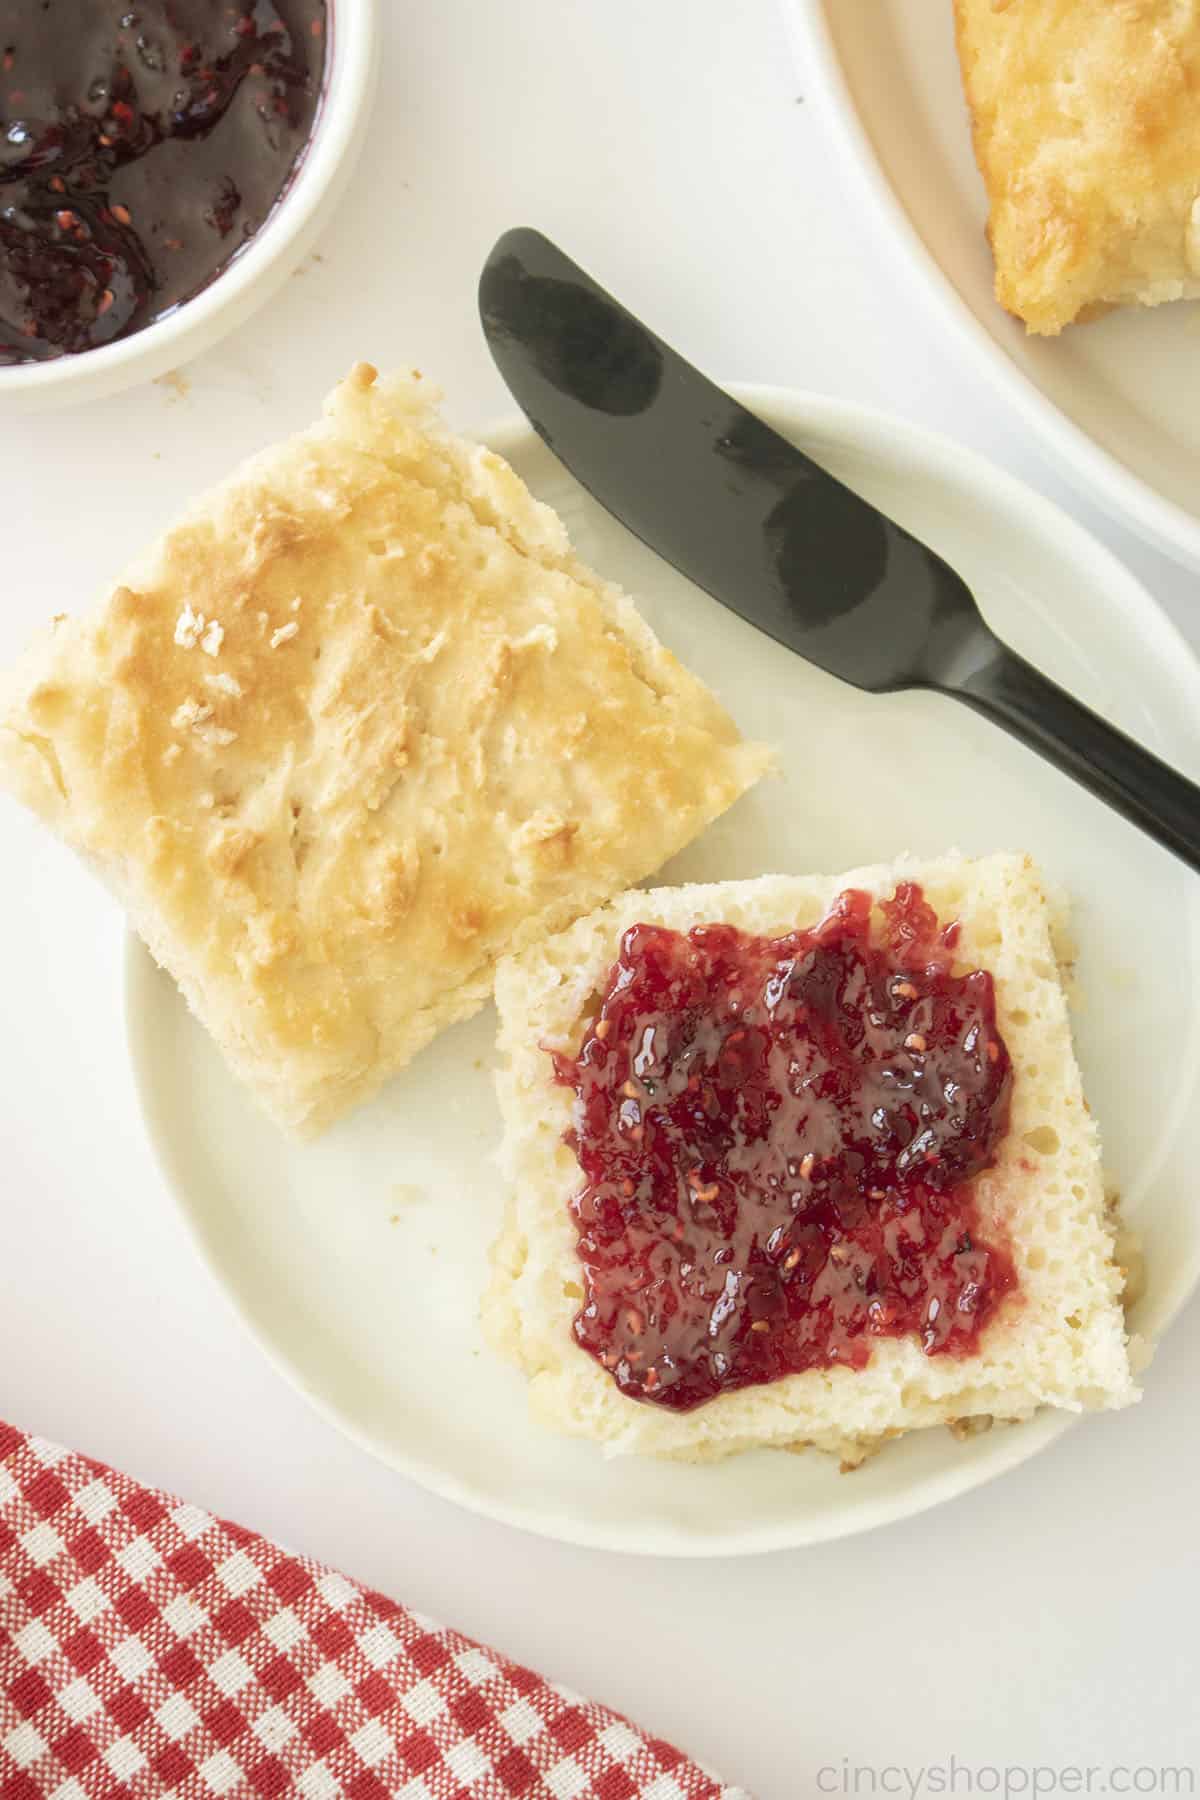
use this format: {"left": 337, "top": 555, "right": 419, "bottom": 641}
{"left": 479, "top": 227, "right": 1200, "bottom": 873}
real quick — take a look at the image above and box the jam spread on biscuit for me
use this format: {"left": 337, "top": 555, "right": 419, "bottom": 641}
{"left": 0, "top": 0, "right": 326, "bottom": 363}
{"left": 553, "top": 884, "right": 1017, "bottom": 1411}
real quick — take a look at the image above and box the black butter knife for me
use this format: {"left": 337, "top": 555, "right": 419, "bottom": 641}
{"left": 479, "top": 227, "right": 1200, "bottom": 874}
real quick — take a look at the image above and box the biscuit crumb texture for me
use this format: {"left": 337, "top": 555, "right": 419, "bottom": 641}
{"left": 484, "top": 853, "right": 1139, "bottom": 1464}
{"left": 954, "top": 0, "right": 1200, "bottom": 333}
{"left": 0, "top": 365, "right": 768, "bottom": 1134}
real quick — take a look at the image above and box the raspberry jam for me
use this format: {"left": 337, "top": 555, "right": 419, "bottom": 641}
{"left": 0, "top": 1, "right": 326, "bottom": 363}
{"left": 554, "top": 885, "right": 1017, "bottom": 1411}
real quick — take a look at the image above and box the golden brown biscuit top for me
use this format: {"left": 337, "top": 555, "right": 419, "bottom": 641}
{"left": 955, "top": 0, "right": 1200, "bottom": 332}
{"left": 0, "top": 366, "right": 766, "bottom": 1129}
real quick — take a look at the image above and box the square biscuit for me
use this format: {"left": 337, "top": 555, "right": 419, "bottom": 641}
{"left": 0, "top": 364, "right": 768, "bottom": 1134}
{"left": 955, "top": 0, "right": 1200, "bottom": 334}
{"left": 484, "top": 853, "right": 1138, "bottom": 1465}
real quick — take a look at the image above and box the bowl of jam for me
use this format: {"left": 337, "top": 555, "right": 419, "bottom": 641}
{"left": 0, "top": 0, "right": 377, "bottom": 406}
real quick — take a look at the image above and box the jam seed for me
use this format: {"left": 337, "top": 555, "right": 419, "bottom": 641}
{"left": 593, "top": 1018, "right": 610, "bottom": 1040}
{"left": 643, "top": 1368, "right": 660, "bottom": 1390}
{"left": 987, "top": 1041, "right": 1000, "bottom": 1063}
{"left": 798, "top": 1152, "right": 815, "bottom": 1180}
{"left": 96, "top": 288, "right": 114, "bottom": 314}
{"left": 893, "top": 980, "right": 918, "bottom": 999}
{"left": 749, "top": 1320, "right": 770, "bottom": 1333}
{"left": 905, "top": 1032, "right": 928, "bottom": 1053}
{"left": 624, "top": 1307, "right": 645, "bottom": 1336}
{"left": 782, "top": 1248, "right": 801, "bottom": 1272}
{"left": 622, "top": 1080, "right": 639, "bottom": 1099}
{"left": 111, "top": 203, "right": 132, "bottom": 225}
{"left": 55, "top": 209, "right": 77, "bottom": 230}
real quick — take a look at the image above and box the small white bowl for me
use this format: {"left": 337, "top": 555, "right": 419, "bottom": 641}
{"left": 0, "top": 0, "right": 378, "bottom": 412}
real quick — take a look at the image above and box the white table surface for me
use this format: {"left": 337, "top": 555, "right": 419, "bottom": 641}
{"left": 4, "top": 3, "right": 1199, "bottom": 1793}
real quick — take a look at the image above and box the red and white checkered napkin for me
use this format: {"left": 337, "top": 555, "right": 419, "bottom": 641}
{"left": 0, "top": 1424, "right": 750, "bottom": 1800}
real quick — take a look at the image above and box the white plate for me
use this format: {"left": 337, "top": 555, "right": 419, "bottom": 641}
{"left": 127, "top": 388, "right": 1200, "bottom": 1556}
{"left": 785, "top": 0, "right": 1200, "bottom": 572}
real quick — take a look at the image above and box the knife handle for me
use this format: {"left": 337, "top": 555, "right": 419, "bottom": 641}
{"left": 950, "top": 643, "right": 1200, "bottom": 874}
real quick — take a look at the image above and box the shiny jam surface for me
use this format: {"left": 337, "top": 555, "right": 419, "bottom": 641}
{"left": 0, "top": 0, "right": 326, "bottom": 363}
{"left": 554, "top": 885, "right": 1018, "bottom": 1411}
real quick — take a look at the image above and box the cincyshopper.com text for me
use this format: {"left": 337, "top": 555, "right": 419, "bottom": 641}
{"left": 817, "top": 1762, "right": 1196, "bottom": 1799}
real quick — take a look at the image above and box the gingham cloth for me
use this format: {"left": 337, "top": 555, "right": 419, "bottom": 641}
{"left": 0, "top": 1425, "right": 750, "bottom": 1800}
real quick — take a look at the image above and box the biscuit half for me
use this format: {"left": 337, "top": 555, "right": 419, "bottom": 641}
{"left": 0, "top": 364, "right": 768, "bottom": 1134}
{"left": 484, "top": 853, "right": 1138, "bottom": 1465}
{"left": 955, "top": 0, "right": 1200, "bottom": 334}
